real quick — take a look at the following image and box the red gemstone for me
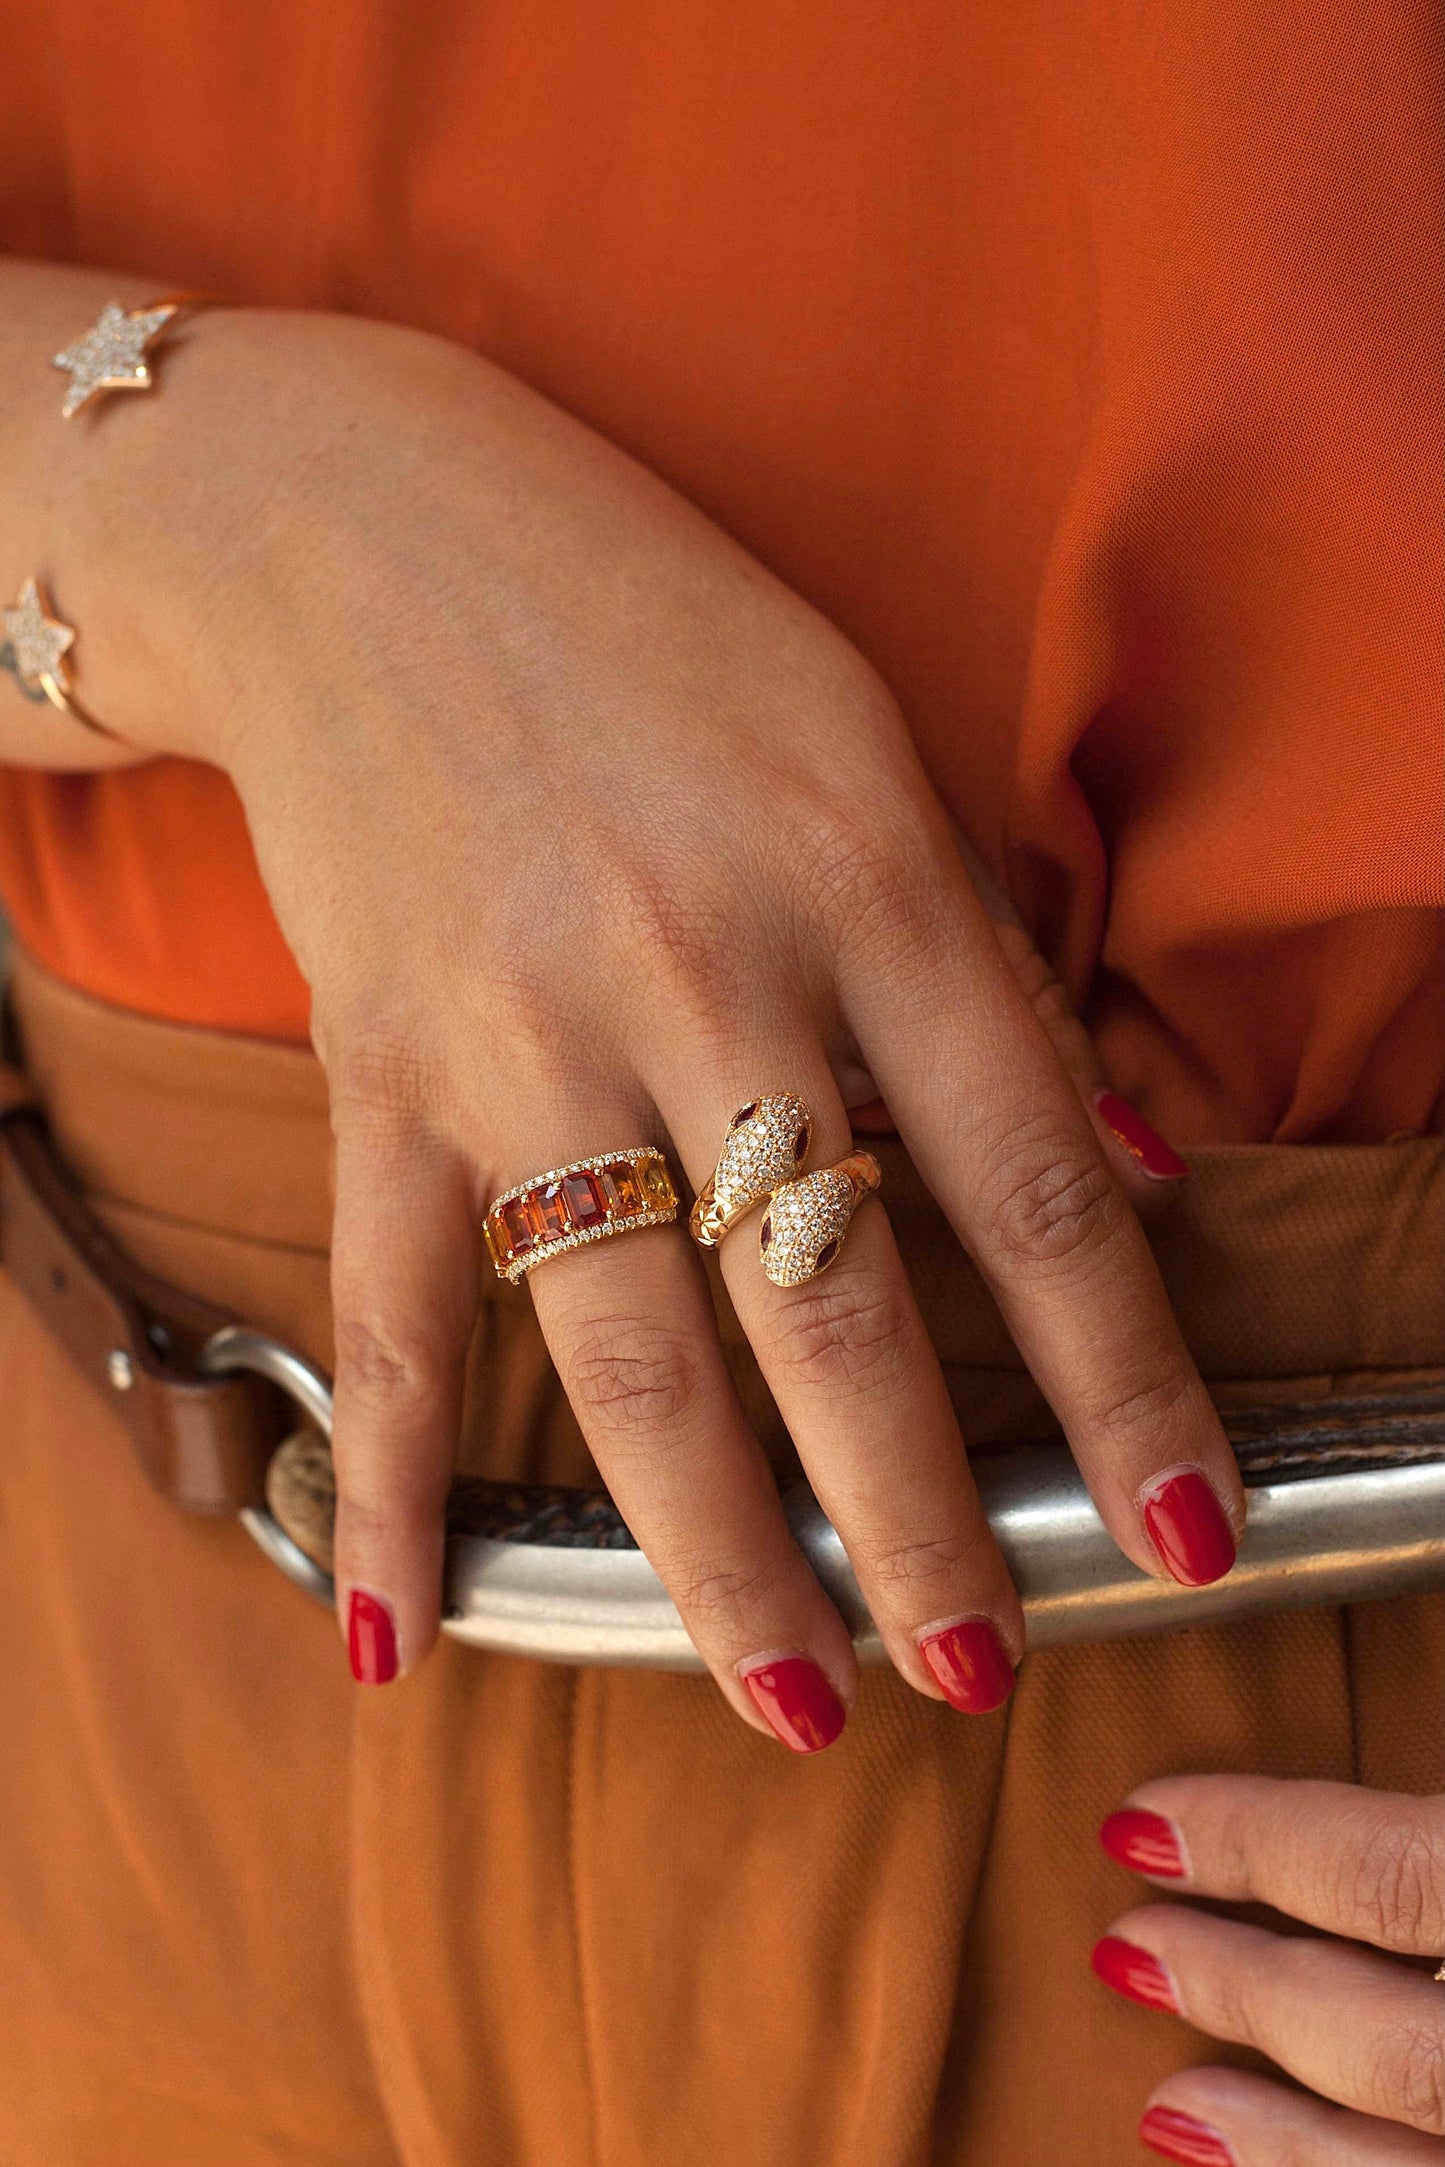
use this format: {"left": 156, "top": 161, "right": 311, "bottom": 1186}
{"left": 814, "top": 1238, "right": 840, "bottom": 1272}
{"left": 731, "top": 1102, "right": 758, "bottom": 1127}
{"left": 793, "top": 1126, "right": 809, "bottom": 1160}
{"left": 561, "top": 1170, "right": 607, "bottom": 1229}
{"left": 760, "top": 1214, "right": 772, "bottom": 1249}
{"left": 601, "top": 1161, "right": 644, "bottom": 1215}
{"left": 532, "top": 1182, "right": 570, "bottom": 1240}
{"left": 499, "top": 1197, "right": 539, "bottom": 1257}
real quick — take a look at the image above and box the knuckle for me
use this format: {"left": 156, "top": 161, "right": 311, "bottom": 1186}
{"left": 563, "top": 1316, "right": 704, "bottom": 1442}
{"left": 766, "top": 1273, "right": 913, "bottom": 1401}
{"left": 860, "top": 1525, "right": 984, "bottom": 1595}
{"left": 334, "top": 1313, "right": 445, "bottom": 1419}
{"left": 604, "top": 861, "right": 746, "bottom": 1029}
{"left": 982, "top": 1119, "right": 1124, "bottom": 1271}
{"left": 798, "top": 802, "right": 941, "bottom": 960}
{"left": 665, "top": 1550, "right": 783, "bottom": 1629}
{"left": 328, "top": 1025, "right": 452, "bottom": 1130}
{"left": 1372, "top": 2020, "right": 1445, "bottom": 2133}
{"left": 1343, "top": 1816, "right": 1445, "bottom": 1954}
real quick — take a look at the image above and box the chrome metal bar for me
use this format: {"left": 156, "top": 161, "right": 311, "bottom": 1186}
{"left": 441, "top": 1450, "right": 1445, "bottom": 1668}
{"left": 207, "top": 1327, "right": 1445, "bottom": 1667}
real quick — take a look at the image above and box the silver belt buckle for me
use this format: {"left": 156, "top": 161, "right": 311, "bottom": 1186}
{"left": 202, "top": 1326, "right": 1445, "bottom": 1671}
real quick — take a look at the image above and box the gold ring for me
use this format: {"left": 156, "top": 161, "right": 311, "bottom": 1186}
{"left": 485, "top": 1148, "right": 679, "bottom": 1283}
{"left": 758, "top": 1151, "right": 882, "bottom": 1285}
{"left": 2, "top": 577, "right": 121, "bottom": 740}
{"left": 689, "top": 1094, "right": 814, "bottom": 1248}
{"left": 54, "top": 291, "right": 218, "bottom": 419}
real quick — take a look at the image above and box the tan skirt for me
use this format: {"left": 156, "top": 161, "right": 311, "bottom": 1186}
{"left": 2, "top": 949, "right": 1441, "bottom": 2167}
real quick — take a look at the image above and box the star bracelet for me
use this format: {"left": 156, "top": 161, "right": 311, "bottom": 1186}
{"left": 2, "top": 577, "right": 121, "bottom": 741}
{"left": 53, "top": 292, "right": 217, "bottom": 420}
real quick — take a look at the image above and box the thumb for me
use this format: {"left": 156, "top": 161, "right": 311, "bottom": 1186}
{"left": 951, "top": 828, "right": 1188, "bottom": 1217}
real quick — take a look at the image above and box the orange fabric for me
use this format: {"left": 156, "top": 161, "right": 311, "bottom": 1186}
{"left": 0, "top": 0, "right": 1440, "bottom": 1139}
{"left": 3, "top": 947, "right": 1442, "bottom": 2167}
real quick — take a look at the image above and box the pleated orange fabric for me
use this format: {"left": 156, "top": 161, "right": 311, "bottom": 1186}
{"left": 0, "top": 0, "right": 1440, "bottom": 1140}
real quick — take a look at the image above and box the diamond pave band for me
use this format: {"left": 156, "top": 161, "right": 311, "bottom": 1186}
{"left": 758, "top": 1152, "right": 882, "bottom": 1287}
{"left": 689, "top": 1094, "right": 813, "bottom": 1248}
{"left": 484, "top": 1148, "right": 679, "bottom": 1284}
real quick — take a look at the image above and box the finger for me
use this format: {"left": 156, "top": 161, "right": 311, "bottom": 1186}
{"left": 1101, "top": 1777, "right": 1445, "bottom": 1959}
{"left": 950, "top": 824, "right": 1189, "bottom": 1212}
{"left": 836, "top": 850, "right": 1243, "bottom": 1586}
{"left": 511, "top": 1111, "right": 858, "bottom": 1752}
{"left": 654, "top": 1039, "right": 1024, "bottom": 1713}
{"left": 1140, "top": 2065, "right": 1443, "bottom": 2164}
{"left": 329, "top": 1104, "right": 481, "bottom": 1682}
{"left": 1094, "top": 1905, "right": 1445, "bottom": 2136}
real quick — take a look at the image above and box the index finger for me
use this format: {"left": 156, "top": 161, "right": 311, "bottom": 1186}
{"left": 1104, "top": 1775, "right": 1445, "bottom": 1959}
{"left": 836, "top": 854, "right": 1244, "bottom": 1586}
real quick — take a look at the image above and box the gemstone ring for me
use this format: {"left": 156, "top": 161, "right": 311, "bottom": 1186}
{"left": 483, "top": 1148, "right": 680, "bottom": 1284}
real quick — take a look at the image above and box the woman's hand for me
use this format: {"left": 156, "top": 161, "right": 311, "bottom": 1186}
{"left": 57, "top": 299, "right": 1243, "bottom": 1740}
{"left": 1096, "top": 1776, "right": 1445, "bottom": 2162}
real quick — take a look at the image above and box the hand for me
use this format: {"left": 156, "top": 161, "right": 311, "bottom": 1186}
{"left": 1096, "top": 1775, "right": 1445, "bottom": 2162}
{"left": 69, "top": 304, "right": 1243, "bottom": 1738}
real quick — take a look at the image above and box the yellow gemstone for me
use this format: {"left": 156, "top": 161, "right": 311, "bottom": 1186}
{"left": 637, "top": 1157, "right": 674, "bottom": 1207}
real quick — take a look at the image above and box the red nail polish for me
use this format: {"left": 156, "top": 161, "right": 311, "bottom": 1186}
{"left": 1142, "top": 1471, "right": 1237, "bottom": 1586}
{"left": 1091, "top": 1934, "right": 1178, "bottom": 2012}
{"left": 742, "top": 1657, "right": 846, "bottom": 1752}
{"left": 347, "top": 1589, "right": 398, "bottom": 1685}
{"left": 1096, "top": 1091, "right": 1188, "bottom": 1180}
{"left": 1139, "top": 2105, "right": 1237, "bottom": 2165}
{"left": 919, "top": 1619, "right": 1016, "bottom": 1714}
{"left": 1100, "top": 1807, "right": 1186, "bottom": 1878}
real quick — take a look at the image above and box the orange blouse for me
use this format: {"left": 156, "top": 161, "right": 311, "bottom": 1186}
{"left": 0, "top": 0, "right": 1439, "bottom": 1143}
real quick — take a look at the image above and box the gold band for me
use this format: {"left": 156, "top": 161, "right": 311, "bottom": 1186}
{"left": 2, "top": 577, "right": 121, "bottom": 742}
{"left": 758, "top": 1151, "right": 882, "bottom": 1286}
{"left": 53, "top": 291, "right": 218, "bottom": 420}
{"left": 485, "top": 1148, "right": 679, "bottom": 1284}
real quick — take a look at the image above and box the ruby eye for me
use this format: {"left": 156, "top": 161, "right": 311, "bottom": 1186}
{"left": 760, "top": 1216, "right": 772, "bottom": 1249}
{"left": 732, "top": 1102, "right": 758, "bottom": 1127}
{"left": 814, "top": 1239, "right": 839, "bottom": 1271}
{"left": 793, "top": 1127, "right": 809, "bottom": 1160}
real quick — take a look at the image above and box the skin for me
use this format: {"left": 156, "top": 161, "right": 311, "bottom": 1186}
{"left": 1102, "top": 1776, "right": 1445, "bottom": 2163}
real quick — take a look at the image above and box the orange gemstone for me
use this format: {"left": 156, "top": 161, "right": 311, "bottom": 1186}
{"left": 499, "top": 1196, "right": 539, "bottom": 1258}
{"left": 637, "top": 1157, "right": 674, "bottom": 1207}
{"left": 533, "top": 1182, "right": 570, "bottom": 1240}
{"left": 561, "top": 1169, "right": 607, "bottom": 1228}
{"left": 600, "top": 1160, "right": 644, "bottom": 1215}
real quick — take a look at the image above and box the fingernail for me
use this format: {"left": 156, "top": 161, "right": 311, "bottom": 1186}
{"left": 1091, "top": 1934, "right": 1178, "bottom": 2012}
{"left": 347, "top": 1588, "right": 398, "bottom": 1685}
{"left": 1142, "top": 1470, "right": 1237, "bottom": 1586}
{"left": 919, "top": 1618, "right": 1016, "bottom": 1714}
{"left": 1095, "top": 1091, "right": 1188, "bottom": 1180}
{"left": 1100, "top": 1807, "right": 1187, "bottom": 1879}
{"left": 1139, "top": 2104, "right": 1238, "bottom": 2165}
{"left": 741, "top": 1656, "right": 847, "bottom": 1753}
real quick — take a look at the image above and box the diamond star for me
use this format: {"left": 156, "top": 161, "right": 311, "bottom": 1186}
{"left": 53, "top": 301, "right": 180, "bottom": 418}
{"left": 3, "top": 578, "right": 76, "bottom": 695}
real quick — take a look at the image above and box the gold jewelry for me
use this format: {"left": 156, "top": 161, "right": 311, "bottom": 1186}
{"left": 485, "top": 1148, "right": 679, "bottom": 1284}
{"left": 689, "top": 1094, "right": 814, "bottom": 1248}
{"left": 2, "top": 577, "right": 120, "bottom": 740}
{"left": 53, "top": 292, "right": 216, "bottom": 419}
{"left": 758, "top": 1151, "right": 882, "bottom": 1286}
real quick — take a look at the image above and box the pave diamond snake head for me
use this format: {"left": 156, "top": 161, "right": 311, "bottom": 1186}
{"left": 689, "top": 1092, "right": 813, "bottom": 1247}
{"left": 758, "top": 1151, "right": 882, "bottom": 1286}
